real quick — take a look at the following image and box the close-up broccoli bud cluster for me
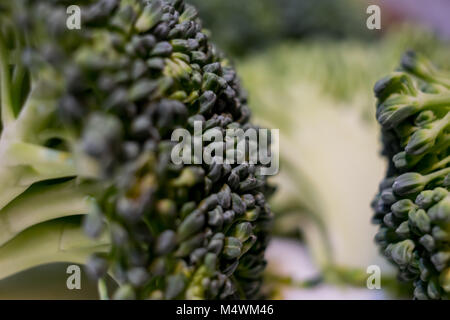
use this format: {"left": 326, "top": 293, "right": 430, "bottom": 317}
{"left": 372, "top": 52, "right": 450, "bottom": 299}
{"left": 0, "top": 0, "right": 274, "bottom": 300}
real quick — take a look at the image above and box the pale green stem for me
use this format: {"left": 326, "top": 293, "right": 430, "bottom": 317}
{"left": 420, "top": 92, "right": 450, "bottom": 109}
{"left": 0, "top": 179, "right": 94, "bottom": 246}
{"left": 0, "top": 219, "right": 110, "bottom": 281}
{"left": 4, "top": 141, "right": 77, "bottom": 178}
{"left": 265, "top": 272, "right": 322, "bottom": 289}
{"left": 424, "top": 155, "right": 450, "bottom": 174}
{"left": 11, "top": 26, "right": 27, "bottom": 116}
{"left": 434, "top": 73, "right": 450, "bottom": 88}
{"left": 0, "top": 75, "right": 77, "bottom": 209}
{"left": 434, "top": 112, "right": 450, "bottom": 132}
{"left": 0, "top": 141, "right": 78, "bottom": 212}
{"left": 98, "top": 279, "right": 110, "bottom": 300}
{"left": 417, "top": 69, "right": 450, "bottom": 89}
{"left": 279, "top": 158, "right": 333, "bottom": 266}
{"left": 425, "top": 166, "right": 450, "bottom": 183}
{"left": 322, "top": 265, "right": 412, "bottom": 297}
{"left": 11, "top": 62, "right": 26, "bottom": 116}
{"left": 266, "top": 266, "right": 409, "bottom": 298}
{"left": 13, "top": 87, "right": 59, "bottom": 142}
{"left": 0, "top": 166, "right": 36, "bottom": 211}
{"left": 0, "top": 32, "right": 15, "bottom": 127}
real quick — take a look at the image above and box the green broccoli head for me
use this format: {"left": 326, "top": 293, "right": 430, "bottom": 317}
{"left": 0, "top": 0, "right": 274, "bottom": 299}
{"left": 372, "top": 51, "right": 450, "bottom": 299}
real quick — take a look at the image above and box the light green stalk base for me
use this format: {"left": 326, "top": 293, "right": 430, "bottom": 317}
{"left": 0, "top": 26, "right": 102, "bottom": 282}
{"left": 0, "top": 180, "right": 92, "bottom": 246}
{"left": 0, "top": 218, "right": 110, "bottom": 280}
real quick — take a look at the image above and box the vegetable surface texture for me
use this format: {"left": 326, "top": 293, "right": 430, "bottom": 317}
{"left": 0, "top": 0, "right": 274, "bottom": 299}
{"left": 372, "top": 51, "right": 450, "bottom": 299}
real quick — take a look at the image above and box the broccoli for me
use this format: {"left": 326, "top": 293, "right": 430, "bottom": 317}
{"left": 372, "top": 51, "right": 450, "bottom": 299}
{"left": 0, "top": 0, "right": 274, "bottom": 299}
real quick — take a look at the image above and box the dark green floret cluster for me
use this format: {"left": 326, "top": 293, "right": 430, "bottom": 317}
{"left": 372, "top": 51, "right": 450, "bottom": 299}
{"left": 0, "top": 0, "right": 274, "bottom": 299}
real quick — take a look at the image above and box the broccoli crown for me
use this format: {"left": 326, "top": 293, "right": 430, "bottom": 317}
{"left": 372, "top": 51, "right": 450, "bottom": 299}
{"left": 0, "top": 0, "right": 274, "bottom": 299}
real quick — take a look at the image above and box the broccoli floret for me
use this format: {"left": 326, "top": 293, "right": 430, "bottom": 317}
{"left": 372, "top": 51, "right": 450, "bottom": 300}
{"left": 0, "top": 0, "right": 274, "bottom": 299}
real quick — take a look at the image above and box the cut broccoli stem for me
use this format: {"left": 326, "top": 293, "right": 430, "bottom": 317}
{"left": 0, "top": 179, "right": 95, "bottom": 246}
{"left": 0, "top": 218, "right": 110, "bottom": 281}
{"left": 0, "top": 32, "right": 15, "bottom": 127}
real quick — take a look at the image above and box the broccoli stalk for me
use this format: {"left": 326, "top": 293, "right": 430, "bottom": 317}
{"left": 0, "top": 14, "right": 107, "bottom": 281}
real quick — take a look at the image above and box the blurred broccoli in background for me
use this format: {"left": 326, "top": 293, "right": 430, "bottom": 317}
{"left": 188, "top": 0, "right": 278, "bottom": 56}
{"left": 234, "top": 26, "right": 449, "bottom": 298}
{"left": 189, "top": 0, "right": 377, "bottom": 57}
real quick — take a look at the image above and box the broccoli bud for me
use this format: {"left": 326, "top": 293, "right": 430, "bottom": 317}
{"left": 0, "top": 0, "right": 275, "bottom": 299}
{"left": 372, "top": 52, "right": 450, "bottom": 299}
